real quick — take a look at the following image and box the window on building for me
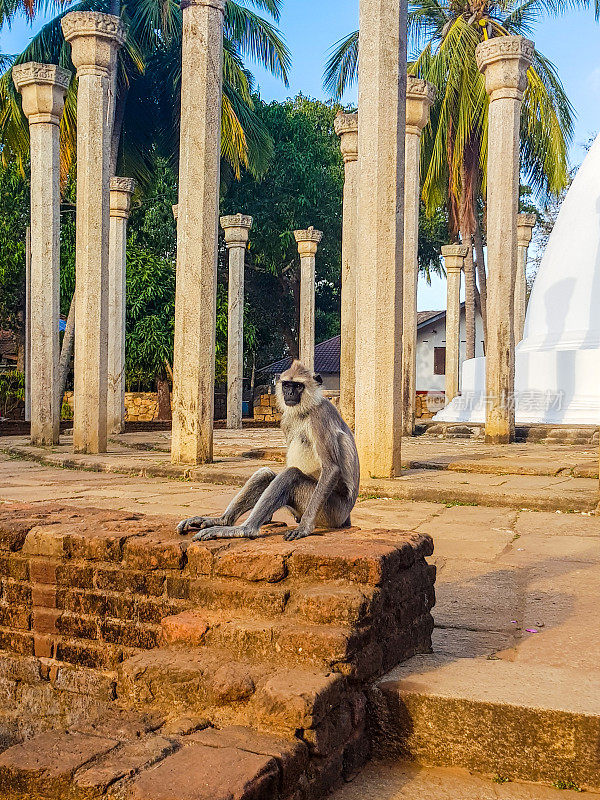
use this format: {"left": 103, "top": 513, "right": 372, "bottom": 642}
{"left": 433, "top": 347, "right": 446, "bottom": 375}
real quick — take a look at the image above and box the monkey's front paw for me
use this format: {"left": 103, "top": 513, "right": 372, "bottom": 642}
{"left": 283, "top": 525, "right": 313, "bottom": 541}
{"left": 192, "top": 526, "right": 254, "bottom": 541}
{"left": 177, "top": 516, "right": 221, "bottom": 535}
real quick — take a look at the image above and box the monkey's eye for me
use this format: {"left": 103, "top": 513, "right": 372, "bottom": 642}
{"left": 281, "top": 381, "right": 303, "bottom": 393}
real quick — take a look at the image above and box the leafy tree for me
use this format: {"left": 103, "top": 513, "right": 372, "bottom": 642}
{"left": 1, "top": 0, "right": 290, "bottom": 187}
{"left": 125, "top": 245, "right": 175, "bottom": 418}
{"left": 323, "top": 0, "right": 595, "bottom": 356}
{"left": 0, "top": 158, "right": 28, "bottom": 366}
{"left": 221, "top": 94, "right": 344, "bottom": 367}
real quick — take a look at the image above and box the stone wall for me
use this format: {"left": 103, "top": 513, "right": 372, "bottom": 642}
{"left": 253, "top": 392, "right": 280, "bottom": 424}
{"left": 415, "top": 391, "right": 445, "bottom": 420}
{"left": 253, "top": 392, "right": 341, "bottom": 424}
{"left": 62, "top": 392, "right": 227, "bottom": 423}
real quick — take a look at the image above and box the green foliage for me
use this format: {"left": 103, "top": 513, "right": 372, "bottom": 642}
{"left": 59, "top": 176, "right": 76, "bottom": 317}
{"left": 552, "top": 780, "right": 582, "bottom": 792}
{"left": 0, "top": 370, "right": 24, "bottom": 418}
{"left": 418, "top": 202, "right": 447, "bottom": 282}
{"left": 222, "top": 95, "right": 344, "bottom": 366}
{"left": 124, "top": 245, "right": 175, "bottom": 392}
{"left": 0, "top": 160, "right": 28, "bottom": 340}
{"left": 127, "top": 158, "right": 178, "bottom": 262}
{"left": 0, "top": 0, "right": 290, "bottom": 188}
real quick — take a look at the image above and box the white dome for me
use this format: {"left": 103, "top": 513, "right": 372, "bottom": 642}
{"left": 434, "top": 132, "right": 600, "bottom": 426}
{"left": 521, "top": 132, "right": 600, "bottom": 352}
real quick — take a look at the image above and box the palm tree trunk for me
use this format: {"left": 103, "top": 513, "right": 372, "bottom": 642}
{"left": 58, "top": 298, "right": 75, "bottom": 404}
{"left": 473, "top": 212, "right": 487, "bottom": 347}
{"left": 460, "top": 226, "right": 476, "bottom": 360}
{"left": 109, "top": 90, "right": 128, "bottom": 178}
{"left": 156, "top": 375, "right": 172, "bottom": 421}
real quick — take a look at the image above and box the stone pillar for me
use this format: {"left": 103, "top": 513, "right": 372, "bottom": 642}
{"left": 355, "top": 0, "right": 407, "bottom": 478}
{"left": 334, "top": 111, "right": 358, "bottom": 429}
{"left": 62, "top": 12, "right": 125, "bottom": 454}
{"left": 12, "top": 62, "right": 70, "bottom": 445}
{"left": 402, "top": 77, "right": 435, "bottom": 435}
{"left": 442, "top": 245, "right": 468, "bottom": 405}
{"left": 515, "top": 212, "right": 536, "bottom": 343}
{"left": 24, "top": 225, "right": 31, "bottom": 423}
{"left": 107, "top": 177, "right": 135, "bottom": 434}
{"left": 221, "top": 214, "right": 252, "bottom": 430}
{"left": 171, "top": 0, "right": 226, "bottom": 466}
{"left": 294, "top": 227, "right": 323, "bottom": 372}
{"left": 476, "top": 36, "right": 533, "bottom": 444}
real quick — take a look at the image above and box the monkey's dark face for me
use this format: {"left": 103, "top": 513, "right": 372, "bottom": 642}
{"left": 281, "top": 380, "right": 305, "bottom": 406}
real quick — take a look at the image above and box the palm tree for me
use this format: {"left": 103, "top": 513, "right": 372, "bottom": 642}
{"left": 324, "top": 0, "right": 596, "bottom": 356}
{"left": 1, "top": 0, "right": 290, "bottom": 184}
{"left": 1, "top": 0, "right": 289, "bottom": 406}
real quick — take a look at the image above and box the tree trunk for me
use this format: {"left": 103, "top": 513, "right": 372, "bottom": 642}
{"left": 109, "top": 89, "right": 128, "bottom": 178}
{"left": 58, "top": 296, "right": 76, "bottom": 407}
{"left": 473, "top": 213, "right": 487, "bottom": 348}
{"left": 460, "top": 227, "right": 476, "bottom": 360}
{"left": 281, "top": 326, "right": 299, "bottom": 359}
{"left": 156, "top": 376, "right": 172, "bottom": 421}
{"left": 15, "top": 327, "right": 26, "bottom": 372}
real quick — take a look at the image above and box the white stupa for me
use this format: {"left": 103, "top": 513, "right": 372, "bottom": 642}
{"left": 435, "top": 131, "right": 600, "bottom": 425}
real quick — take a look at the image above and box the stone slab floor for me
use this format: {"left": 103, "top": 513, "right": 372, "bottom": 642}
{"left": 2, "top": 448, "right": 600, "bottom": 796}
{"left": 331, "top": 762, "right": 600, "bottom": 799}
{"left": 2, "top": 430, "right": 599, "bottom": 511}
{"left": 1, "top": 451, "right": 600, "bottom": 671}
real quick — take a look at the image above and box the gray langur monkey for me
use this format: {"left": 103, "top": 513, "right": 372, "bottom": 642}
{"left": 177, "top": 360, "right": 360, "bottom": 542}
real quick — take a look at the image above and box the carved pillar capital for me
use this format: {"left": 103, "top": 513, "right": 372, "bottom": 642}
{"left": 476, "top": 36, "right": 534, "bottom": 102}
{"left": 12, "top": 62, "right": 71, "bottom": 125}
{"left": 405, "top": 76, "right": 435, "bottom": 136}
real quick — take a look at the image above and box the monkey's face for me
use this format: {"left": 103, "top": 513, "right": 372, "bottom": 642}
{"left": 281, "top": 380, "right": 305, "bottom": 406}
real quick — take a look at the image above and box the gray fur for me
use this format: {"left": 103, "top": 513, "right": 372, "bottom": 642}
{"left": 177, "top": 360, "right": 360, "bottom": 542}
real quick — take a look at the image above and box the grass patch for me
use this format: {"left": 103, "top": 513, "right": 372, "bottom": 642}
{"left": 552, "top": 780, "right": 583, "bottom": 791}
{"left": 444, "top": 500, "right": 478, "bottom": 508}
{"left": 492, "top": 775, "right": 510, "bottom": 784}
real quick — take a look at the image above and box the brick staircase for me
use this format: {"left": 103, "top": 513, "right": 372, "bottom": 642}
{"left": 0, "top": 502, "right": 435, "bottom": 799}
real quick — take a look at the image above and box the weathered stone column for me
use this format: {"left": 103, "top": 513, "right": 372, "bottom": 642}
{"left": 356, "top": 0, "right": 407, "bottom": 477}
{"left": 24, "top": 225, "right": 31, "bottom": 423}
{"left": 334, "top": 111, "right": 358, "bottom": 428}
{"left": 294, "top": 227, "right": 323, "bottom": 372}
{"left": 13, "top": 62, "right": 70, "bottom": 445}
{"left": 107, "top": 177, "right": 135, "bottom": 434}
{"left": 442, "top": 245, "right": 468, "bottom": 404}
{"left": 221, "top": 214, "right": 252, "bottom": 430}
{"left": 402, "top": 77, "right": 435, "bottom": 435}
{"left": 171, "top": 0, "right": 225, "bottom": 465}
{"left": 476, "top": 36, "right": 533, "bottom": 444}
{"left": 62, "top": 12, "right": 125, "bottom": 453}
{"left": 515, "top": 212, "right": 536, "bottom": 343}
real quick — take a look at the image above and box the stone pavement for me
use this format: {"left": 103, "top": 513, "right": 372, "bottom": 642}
{"left": 1, "top": 446, "right": 600, "bottom": 794}
{"left": 1, "top": 451, "right": 600, "bottom": 669}
{"left": 2, "top": 430, "right": 599, "bottom": 511}
{"left": 332, "top": 762, "right": 600, "bottom": 799}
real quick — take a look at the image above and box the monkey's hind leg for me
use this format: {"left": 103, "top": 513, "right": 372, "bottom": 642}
{"left": 177, "top": 467, "right": 276, "bottom": 535}
{"left": 192, "top": 467, "right": 314, "bottom": 541}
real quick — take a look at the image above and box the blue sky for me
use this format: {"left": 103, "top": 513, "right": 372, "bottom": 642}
{"left": 2, "top": 1, "right": 599, "bottom": 310}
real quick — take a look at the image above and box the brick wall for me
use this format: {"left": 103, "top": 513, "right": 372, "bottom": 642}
{"left": 253, "top": 393, "right": 281, "bottom": 424}
{"left": 62, "top": 392, "right": 227, "bottom": 423}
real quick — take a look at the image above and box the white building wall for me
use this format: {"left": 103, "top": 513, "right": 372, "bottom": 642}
{"left": 416, "top": 308, "right": 484, "bottom": 392}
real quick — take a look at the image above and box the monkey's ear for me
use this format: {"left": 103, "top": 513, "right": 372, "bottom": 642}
{"left": 314, "top": 374, "right": 323, "bottom": 385}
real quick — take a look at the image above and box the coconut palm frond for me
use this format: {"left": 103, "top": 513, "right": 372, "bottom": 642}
{"left": 323, "top": 30, "right": 358, "bottom": 99}
{"left": 225, "top": 1, "right": 290, "bottom": 84}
